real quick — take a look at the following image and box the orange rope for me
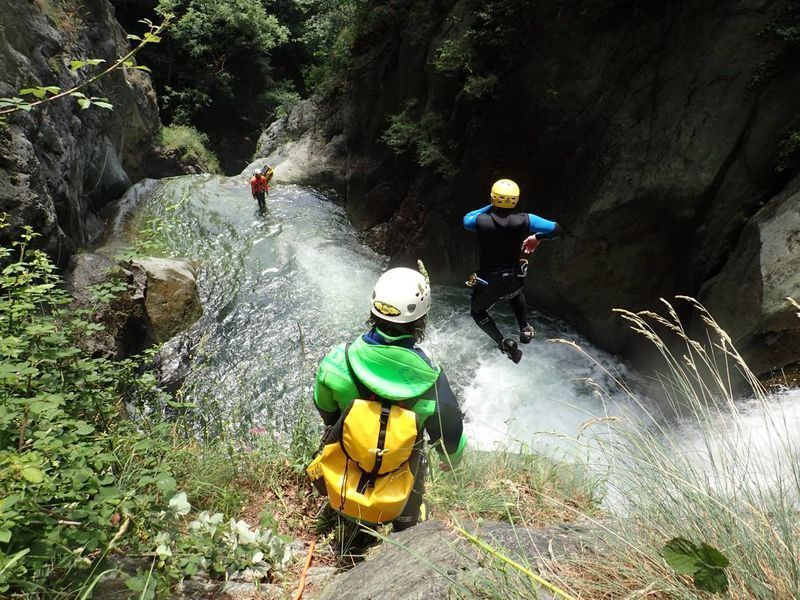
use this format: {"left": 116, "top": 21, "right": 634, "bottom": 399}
{"left": 292, "top": 539, "right": 317, "bottom": 600}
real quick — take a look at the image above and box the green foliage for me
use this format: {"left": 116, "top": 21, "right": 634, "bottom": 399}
{"left": 261, "top": 79, "right": 301, "bottom": 120}
{"left": 0, "top": 219, "right": 290, "bottom": 595}
{"left": 293, "top": 0, "right": 368, "bottom": 92}
{"left": 663, "top": 538, "right": 730, "bottom": 594}
{"left": 776, "top": 128, "right": 800, "bottom": 172}
{"left": 762, "top": 1, "right": 800, "bottom": 43}
{"left": 157, "top": 124, "right": 222, "bottom": 173}
{"left": 751, "top": 2, "right": 800, "bottom": 89}
{"left": 432, "top": 0, "right": 529, "bottom": 99}
{"left": 0, "top": 222, "right": 162, "bottom": 593}
{"left": 153, "top": 0, "right": 290, "bottom": 124}
{"left": 382, "top": 101, "right": 455, "bottom": 177}
{"left": 152, "top": 511, "right": 290, "bottom": 581}
{"left": 432, "top": 37, "right": 474, "bottom": 74}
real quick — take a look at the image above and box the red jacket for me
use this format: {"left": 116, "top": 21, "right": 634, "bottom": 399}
{"left": 250, "top": 175, "right": 269, "bottom": 194}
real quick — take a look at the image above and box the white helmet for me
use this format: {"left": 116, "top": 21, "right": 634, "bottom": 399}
{"left": 370, "top": 267, "right": 431, "bottom": 324}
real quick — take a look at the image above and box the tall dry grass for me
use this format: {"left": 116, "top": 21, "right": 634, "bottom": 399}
{"left": 455, "top": 297, "right": 800, "bottom": 599}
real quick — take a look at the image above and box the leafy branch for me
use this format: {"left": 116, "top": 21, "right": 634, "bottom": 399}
{"left": 0, "top": 16, "right": 171, "bottom": 122}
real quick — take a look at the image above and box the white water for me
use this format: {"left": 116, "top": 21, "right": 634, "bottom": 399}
{"left": 115, "top": 175, "right": 799, "bottom": 480}
{"left": 114, "top": 176, "right": 639, "bottom": 449}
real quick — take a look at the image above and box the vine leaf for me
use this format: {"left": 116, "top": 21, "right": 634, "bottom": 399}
{"left": 663, "top": 537, "right": 730, "bottom": 594}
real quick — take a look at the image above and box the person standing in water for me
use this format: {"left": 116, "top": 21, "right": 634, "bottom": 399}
{"left": 249, "top": 167, "right": 271, "bottom": 211}
{"left": 463, "top": 178, "right": 562, "bottom": 363}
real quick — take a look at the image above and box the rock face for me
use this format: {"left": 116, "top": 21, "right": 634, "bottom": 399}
{"left": 700, "top": 173, "right": 800, "bottom": 375}
{"left": 0, "top": 0, "right": 160, "bottom": 263}
{"left": 68, "top": 251, "right": 202, "bottom": 358}
{"left": 317, "top": 520, "right": 598, "bottom": 600}
{"left": 250, "top": 95, "right": 348, "bottom": 188}
{"left": 263, "top": 0, "right": 800, "bottom": 373}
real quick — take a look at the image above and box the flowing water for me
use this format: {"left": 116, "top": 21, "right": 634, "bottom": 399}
{"left": 112, "top": 175, "right": 640, "bottom": 453}
{"left": 111, "top": 174, "right": 800, "bottom": 492}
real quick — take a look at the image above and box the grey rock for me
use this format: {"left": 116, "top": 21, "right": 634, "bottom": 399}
{"left": 68, "top": 251, "right": 202, "bottom": 358}
{"left": 220, "top": 581, "right": 284, "bottom": 599}
{"left": 0, "top": 0, "right": 161, "bottom": 264}
{"left": 317, "top": 520, "right": 599, "bottom": 600}
{"left": 182, "top": 577, "right": 218, "bottom": 594}
{"left": 67, "top": 251, "right": 150, "bottom": 358}
{"left": 304, "top": 566, "right": 337, "bottom": 589}
{"left": 249, "top": 95, "right": 348, "bottom": 191}
{"left": 231, "top": 566, "right": 270, "bottom": 583}
{"left": 701, "top": 173, "right": 800, "bottom": 374}
{"left": 131, "top": 256, "right": 203, "bottom": 343}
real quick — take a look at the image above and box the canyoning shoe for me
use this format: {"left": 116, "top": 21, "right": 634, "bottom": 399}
{"left": 499, "top": 339, "right": 522, "bottom": 364}
{"left": 519, "top": 324, "right": 535, "bottom": 344}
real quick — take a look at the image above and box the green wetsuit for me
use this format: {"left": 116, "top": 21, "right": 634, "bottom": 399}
{"left": 313, "top": 328, "right": 467, "bottom": 528}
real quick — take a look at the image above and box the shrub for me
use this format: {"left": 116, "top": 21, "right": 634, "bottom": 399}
{"left": 0, "top": 221, "right": 169, "bottom": 594}
{"left": 149, "top": 0, "right": 290, "bottom": 126}
{"left": 295, "top": 0, "right": 369, "bottom": 91}
{"left": 382, "top": 101, "right": 455, "bottom": 176}
{"left": 0, "top": 219, "right": 292, "bottom": 596}
{"left": 261, "top": 79, "right": 301, "bottom": 120}
{"left": 157, "top": 124, "right": 222, "bottom": 173}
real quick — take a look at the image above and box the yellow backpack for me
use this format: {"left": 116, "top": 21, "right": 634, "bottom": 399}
{"left": 262, "top": 166, "right": 274, "bottom": 184}
{"left": 307, "top": 347, "right": 421, "bottom": 524}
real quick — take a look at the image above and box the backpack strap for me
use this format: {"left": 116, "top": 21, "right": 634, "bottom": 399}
{"left": 357, "top": 400, "right": 392, "bottom": 494}
{"left": 344, "top": 342, "right": 420, "bottom": 492}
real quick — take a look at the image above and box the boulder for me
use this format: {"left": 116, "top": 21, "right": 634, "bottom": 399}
{"left": 249, "top": 95, "right": 348, "bottom": 191}
{"left": 131, "top": 257, "right": 203, "bottom": 344}
{"left": 700, "top": 173, "right": 800, "bottom": 375}
{"left": 68, "top": 251, "right": 149, "bottom": 358}
{"left": 317, "top": 520, "right": 599, "bottom": 600}
{"left": 68, "top": 252, "right": 202, "bottom": 358}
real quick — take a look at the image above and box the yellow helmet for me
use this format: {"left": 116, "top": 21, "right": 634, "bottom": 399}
{"left": 490, "top": 179, "right": 520, "bottom": 208}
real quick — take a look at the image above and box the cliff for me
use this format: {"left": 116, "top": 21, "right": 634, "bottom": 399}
{"left": 0, "top": 0, "right": 160, "bottom": 263}
{"left": 258, "top": 0, "right": 800, "bottom": 374}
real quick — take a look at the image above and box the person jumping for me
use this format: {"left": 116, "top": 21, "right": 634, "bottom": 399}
{"left": 463, "top": 178, "right": 562, "bottom": 363}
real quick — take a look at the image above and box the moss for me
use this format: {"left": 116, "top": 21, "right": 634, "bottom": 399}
{"left": 776, "top": 129, "right": 800, "bottom": 172}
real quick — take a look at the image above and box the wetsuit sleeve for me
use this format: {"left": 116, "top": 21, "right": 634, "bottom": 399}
{"left": 463, "top": 205, "right": 492, "bottom": 232}
{"left": 528, "top": 214, "right": 562, "bottom": 239}
{"left": 424, "top": 371, "right": 466, "bottom": 467}
{"left": 313, "top": 365, "right": 340, "bottom": 427}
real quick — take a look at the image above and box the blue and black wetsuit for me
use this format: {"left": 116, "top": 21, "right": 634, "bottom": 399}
{"left": 463, "top": 205, "right": 561, "bottom": 345}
